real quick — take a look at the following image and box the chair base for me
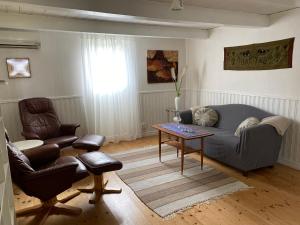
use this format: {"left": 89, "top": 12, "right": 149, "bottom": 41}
{"left": 16, "top": 191, "right": 81, "bottom": 225}
{"left": 78, "top": 174, "right": 122, "bottom": 204}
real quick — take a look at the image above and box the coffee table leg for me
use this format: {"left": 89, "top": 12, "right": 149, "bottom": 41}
{"left": 201, "top": 137, "right": 204, "bottom": 170}
{"left": 158, "top": 130, "right": 162, "bottom": 162}
{"left": 181, "top": 138, "right": 185, "bottom": 175}
{"left": 176, "top": 137, "right": 179, "bottom": 158}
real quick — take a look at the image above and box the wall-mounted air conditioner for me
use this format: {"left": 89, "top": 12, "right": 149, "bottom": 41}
{"left": 0, "top": 40, "right": 41, "bottom": 49}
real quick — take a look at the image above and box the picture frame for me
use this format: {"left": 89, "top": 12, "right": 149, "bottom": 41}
{"left": 147, "top": 50, "right": 178, "bottom": 83}
{"left": 6, "top": 58, "right": 31, "bottom": 79}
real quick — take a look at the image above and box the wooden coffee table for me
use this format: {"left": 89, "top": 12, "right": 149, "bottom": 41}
{"left": 152, "top": 123, "right": 214, "bottom": 174}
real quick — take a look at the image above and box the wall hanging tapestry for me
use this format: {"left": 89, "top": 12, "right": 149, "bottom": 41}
{"left": 147, "top": 50, "right": 178, "bottom": 83}
{"left": 224, "top": 38, "right": 295, "bottom": 70}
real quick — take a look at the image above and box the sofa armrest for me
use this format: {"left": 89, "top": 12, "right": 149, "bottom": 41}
{"left": 21, "top": 131, "right": 40, "bottom": 140}
{"left": 23, "top": 144, "right": 60, "bottom": 167}
{"left": 60, "top": 123, "right": 80, "bottom": 136}
{"left": 239, "top": 124, "right": 282, "bottom": 171}
{"left": 179, "top": 110, "right": 193, "bottom": 124}
{"left": 22, "top": 162, "right": 78, "bottom": 201}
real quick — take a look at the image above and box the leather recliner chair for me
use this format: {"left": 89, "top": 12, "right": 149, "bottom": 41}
{"left": 19, "top": 97, "right": 80, "bottom": 148}
{"left": 7, "top": 142, "right": 89, "bottom": 225}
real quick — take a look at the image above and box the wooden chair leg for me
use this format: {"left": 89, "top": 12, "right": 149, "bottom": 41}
{"left": 103, "top": 189, "right": 122, "bottom": 194}
{"left": 16, "top": 195, "right": 82, "bottom": 225}
{"left": 77, "top": 187, "right": 94, "bottom": 193}
{"left": 89, "top": 191, "right": 101, "bottom": 204}
{"left": 58, "top": 190, "right": 81, "bottom": 203}
{"left": 80, "top": 173, "right": 122, "bottom": 204}
{"left": 16, "top": 204, "right": 44, "bottom": 217}
{"left": 52, "top": 203, "right": 82, "bottom": 215}
{"left": 29, "top": 207, "right": 52, "bottom": 225}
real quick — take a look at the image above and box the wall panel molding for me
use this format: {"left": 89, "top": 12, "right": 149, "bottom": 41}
{"left": 0, "top": 90, "right": 181, "bottom": 141}
{"left": 139, "top": 90, "right": 184, "bottom": 136}
{"left": 185, "top": 89, "right": 300, "bottom": 170}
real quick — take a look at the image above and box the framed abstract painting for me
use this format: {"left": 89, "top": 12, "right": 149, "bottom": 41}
{"left": 147, "top": 50, "right": 178, "bottom": 83}
{"left": 6, "top": 58, "right": 32, "bottom": 79}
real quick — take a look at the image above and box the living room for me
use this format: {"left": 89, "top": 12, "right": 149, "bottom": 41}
{"left": 0, "top": 0, "right": 299, "bottom": 225}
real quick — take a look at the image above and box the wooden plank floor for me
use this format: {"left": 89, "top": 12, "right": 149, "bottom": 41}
{"left": 14, "top": 136, "right": 300, "bottom": 225}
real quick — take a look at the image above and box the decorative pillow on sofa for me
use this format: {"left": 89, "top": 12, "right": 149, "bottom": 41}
{"left": 191, "top": 106, "right": 218, "bottom": 127}
{"left": 234, "top": 117, "right": 260, "bottom": 137}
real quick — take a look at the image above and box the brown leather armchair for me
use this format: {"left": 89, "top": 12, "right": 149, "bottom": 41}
{"left": 7, "top": 142, "right": 89, "bottom": 225}
{"left": 19, "top": 97, "right": 80, "bottom": 148}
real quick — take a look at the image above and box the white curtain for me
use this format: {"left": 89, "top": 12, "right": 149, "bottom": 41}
{"left": 81, "top": 34, "right": 141, "bottom": 142}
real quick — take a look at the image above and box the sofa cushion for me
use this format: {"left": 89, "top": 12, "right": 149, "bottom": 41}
{"left": 234, "top": 117, "right": 260, "bottom": 137}
{"left": 191, "top": 106, "right": 218, "bottom": 127}
{"left": 185, "top": 127, "right": 240, "bottom": 160}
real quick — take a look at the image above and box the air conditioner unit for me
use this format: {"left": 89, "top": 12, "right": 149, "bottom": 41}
{"left": 0, "top": 40, "right": 41, "bottom": 49}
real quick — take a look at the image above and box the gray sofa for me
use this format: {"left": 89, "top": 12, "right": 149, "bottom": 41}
{"left": 180, "top": 104, "right": 282, "bottom": 175}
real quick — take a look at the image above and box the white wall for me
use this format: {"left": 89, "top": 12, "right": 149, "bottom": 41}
{"left": 0, "top": 30, "right": 186, "bottom": 140}
{"left": 0, "top": 31, "right": 83, "bottom": 99}
{"left": 185, "top": 9, "right": 300, "bottom": 99}
{"left": 0, "top": 30, "right": 185, "bottom": 98}
{"left": 136, "top": 38, "right": 186, "bottom": 92}
{"left": 185, "top": 8, "right": 300, "bottom": 169}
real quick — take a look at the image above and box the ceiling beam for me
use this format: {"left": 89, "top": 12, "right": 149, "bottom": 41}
{"left": 0, "top": 11, "right": 208, "bottom": 39}
{"left": 1, "top": 0, "right": 270, "bottom": 27}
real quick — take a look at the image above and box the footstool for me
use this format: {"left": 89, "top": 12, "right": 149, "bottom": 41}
{"left": 72, "top": 135, "right": 105, "bottom": 152}
{"left": 77, "top": 152, "right": 123, "bottom": 204}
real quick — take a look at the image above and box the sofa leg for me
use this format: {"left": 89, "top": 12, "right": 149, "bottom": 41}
{"left": 242, "top": 171, "right": 249, "bottom": 177}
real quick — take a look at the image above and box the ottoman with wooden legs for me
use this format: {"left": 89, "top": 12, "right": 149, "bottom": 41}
{"left": 77, "top": 152, "right": 123, "bottom": 204}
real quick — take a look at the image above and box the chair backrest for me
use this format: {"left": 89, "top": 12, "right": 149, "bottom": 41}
{"left": 19, "top": 98, "right": 61, "bottom": 140}
{"left": 209, "top": 104, "right": 273, "bottom": 132}
{"left": 7, "top": 142, "right": 34, "bottom": 186}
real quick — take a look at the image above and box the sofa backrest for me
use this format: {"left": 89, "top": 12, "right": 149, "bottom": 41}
{"left": 209, "top": 104, "right": 273, "bottom": 132}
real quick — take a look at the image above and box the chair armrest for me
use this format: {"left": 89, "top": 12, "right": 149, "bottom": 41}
{"left": 60, "top": 123, "right": 80, "bottom": 135}
{"left": 23, "top": 144, "right": 60, "bottom": 167}
{"left": 22, "top": 162, "right": 78, "bottom": 201}
{"left": 179, "top": 110, "right": 193, "bottom": 124}
{"left": 21, "top": 131, "right": 40, "bottom": 140}
{"left": 238, "top": 124, "right": 282, "bottom": 170}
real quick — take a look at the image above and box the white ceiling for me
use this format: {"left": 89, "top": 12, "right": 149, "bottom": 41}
{"left": 0, "top": 2, "right": 220, "bottom": 29}
{"left": 151, "top": 0, "right": 300, "bottom": 15}
{"left": 0, "top": 0, "right": 297, "bottom": 32}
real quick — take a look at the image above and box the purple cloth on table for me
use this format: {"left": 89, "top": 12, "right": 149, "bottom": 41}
{"left": 160, "top": 123, "right": 210, "bottom": 138}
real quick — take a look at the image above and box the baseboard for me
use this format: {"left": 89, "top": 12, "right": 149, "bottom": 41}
{"left": 142, "top": 129, "right": 157, "bottom": 137}
{"left": 278, "top": 158, "right": 300, "bottom": 170}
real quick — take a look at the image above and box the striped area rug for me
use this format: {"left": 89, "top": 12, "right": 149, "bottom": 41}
{"left": 111, "top": 145, "right": 250, "bottom": 218}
